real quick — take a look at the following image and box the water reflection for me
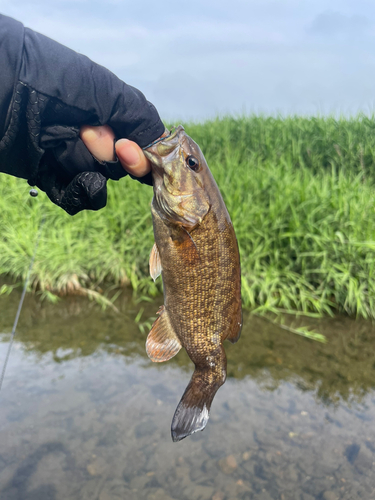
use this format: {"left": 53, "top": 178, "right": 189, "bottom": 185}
{"left": 0, "top": 291, "right": 375, "bottom": 500}
{"left": 1, "top": 291, "right": 375, "bottom": 405}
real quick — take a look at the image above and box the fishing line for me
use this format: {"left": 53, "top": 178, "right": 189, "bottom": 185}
{"left": 0, "top": 190, "right": 45, "bottom": 393}
{"left": 142, "top": 129, "right": 172, "bottom": 150}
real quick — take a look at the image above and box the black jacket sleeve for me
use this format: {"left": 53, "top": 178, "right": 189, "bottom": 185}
{"left": 0, "top": 14, "right": 165, "bottom": 214}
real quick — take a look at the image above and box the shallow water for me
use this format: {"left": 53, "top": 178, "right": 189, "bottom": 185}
{"left": 0, "top": 291, "right": 375, "bottom": 500}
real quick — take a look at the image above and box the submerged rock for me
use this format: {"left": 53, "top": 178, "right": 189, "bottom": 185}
{"left": 218, "top": 455, "right": 237, "bottom": 474}
{"left": 322, "top": 491, "right": 339, "bottom": 500}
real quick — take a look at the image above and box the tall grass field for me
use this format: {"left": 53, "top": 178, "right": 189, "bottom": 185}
{"left": 1, "top": 115, "right": 375, "bottom": 318}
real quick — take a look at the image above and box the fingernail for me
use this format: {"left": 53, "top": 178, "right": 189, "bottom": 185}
{"left": 116, "top": 139, "right": 141, "bottom": 166}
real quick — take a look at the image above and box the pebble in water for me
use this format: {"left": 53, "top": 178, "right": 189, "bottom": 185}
{"left": 218, "top": 455, "right": 237, "bottom": 474}
{"left": 344, "top": 443, "right": 360, "bottom": 464}
{"left": 322, "top": 491, "right": 339, "bottom": 500}
{"left": 86, "top": 457, "right": 107, "bottom": 477}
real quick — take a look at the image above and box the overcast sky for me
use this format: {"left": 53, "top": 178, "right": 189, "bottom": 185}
{"left": 1, "top": 0, "right": 374, "bottom": 120}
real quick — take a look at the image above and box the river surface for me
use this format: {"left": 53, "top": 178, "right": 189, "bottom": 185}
{"left": 0, "top": 291, "right": 375, "bottom": 500}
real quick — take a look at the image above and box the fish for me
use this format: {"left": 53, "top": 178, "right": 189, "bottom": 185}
{"left": 143, "top": 126, "right": 242, "bottom": 442}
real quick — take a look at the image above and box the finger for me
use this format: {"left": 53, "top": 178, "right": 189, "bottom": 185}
{"left": 115, "top": 139, "right": 151, "bottom": 177}
{"left": 80, "top": 125, "right": 116, "bottom": 162}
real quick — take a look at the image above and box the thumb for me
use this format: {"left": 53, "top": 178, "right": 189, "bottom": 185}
{"left": 115, "top": 139, "right": 151, "bottom": 177}
{"left": 80, "top": 125, "right": 151, "bottom": 177}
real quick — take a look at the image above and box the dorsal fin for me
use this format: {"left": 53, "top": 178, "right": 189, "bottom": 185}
{"left": 149, "top": 243, "right": 162, "bottom": 281}
{"left": 146, "top": 306, "right": 182, "bottom": 362}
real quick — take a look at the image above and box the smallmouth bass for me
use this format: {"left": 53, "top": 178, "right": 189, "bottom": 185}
{"left": 143, "top": 126, "right": 242, "bottom": 442}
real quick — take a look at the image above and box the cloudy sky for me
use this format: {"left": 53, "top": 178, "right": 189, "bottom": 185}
{"left": 1, "top": 0, "right": 374, "bottom": 120}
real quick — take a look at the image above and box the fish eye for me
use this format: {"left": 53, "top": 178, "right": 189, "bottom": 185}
{"left": 186, "top": 155, "right": 200, "bottom": 171}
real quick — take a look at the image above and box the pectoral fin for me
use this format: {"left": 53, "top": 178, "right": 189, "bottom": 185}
{"left": 169, "top": 226, "right": 200, "bottom": 264}
{"left": 149, "top": 243, "right": 162, "bottom": 281}
{"left": 146, "top": 306, "right": 182, "bottom": 362}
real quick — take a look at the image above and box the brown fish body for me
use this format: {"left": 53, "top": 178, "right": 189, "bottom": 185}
{"left": 144, "top": 126, "right": 242, "bottom": 441}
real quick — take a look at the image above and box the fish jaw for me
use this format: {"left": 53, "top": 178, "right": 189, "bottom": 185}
{"left": 144, "top": 127, "right": 210, "bottom": 230}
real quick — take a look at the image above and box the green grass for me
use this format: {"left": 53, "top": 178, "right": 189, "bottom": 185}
{"left": 2, "top": 114, "right": 375, "bottom": 318}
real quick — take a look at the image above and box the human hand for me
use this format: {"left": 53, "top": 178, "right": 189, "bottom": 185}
{"left": 80, "top": 125, "right": 152, "bottom": 178}
{"left": 8, "top": 15, "right": 166, "bottom": 215}
{"left": 6, "top": 15, "right": 165, "bottom": 215}
{"left": 36, "top": 124, "right": 168, "bottom": 216}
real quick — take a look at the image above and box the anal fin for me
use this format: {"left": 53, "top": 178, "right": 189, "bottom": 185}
{"left": 146, "top": 306, "right": 181, "bottom": 362}
{"left": 149, "top": 243, "right": 162, "bottom": 281}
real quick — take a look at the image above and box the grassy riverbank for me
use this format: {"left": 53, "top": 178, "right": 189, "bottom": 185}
{"left": 2, "top": 115, "right": 375, "bottom": 318}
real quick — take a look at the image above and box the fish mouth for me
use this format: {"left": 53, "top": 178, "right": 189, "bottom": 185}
{"left": 142, "top": 126, "right": 187, "bottom": 181}
{"left": 143, "top": 126, "right": 185, "bottom": 158}
{"left": 144, "top": 125, "right": 211, "bottom": 229}
{"left": 165, "top": 125, "right": 183, "bottom": 143}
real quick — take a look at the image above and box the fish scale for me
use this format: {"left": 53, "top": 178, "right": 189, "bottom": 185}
{"left": 144, "top": 126, "right": 242, "bottom": 441}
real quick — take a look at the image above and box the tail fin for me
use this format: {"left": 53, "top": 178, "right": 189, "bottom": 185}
{"left": 171, "top": 362, "right": 226, "bottom": 442}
